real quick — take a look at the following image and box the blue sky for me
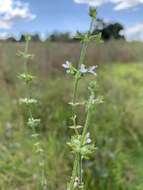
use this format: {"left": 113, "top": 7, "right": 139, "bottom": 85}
{"left": 1, "top": 0, "right": 143, "bottom": 40}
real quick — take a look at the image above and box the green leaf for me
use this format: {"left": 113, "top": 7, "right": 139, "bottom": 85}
{"left": 67, "top": 135, "right": 96, "bottom": 159}
{"left": 74, "top": 31, "right": 85, "bottom": 41}
{"left": 89, "top": 7, "right": 97, "bottom": 18}
{"left": 24, "top": 34, "right": 31, "bottom": 42}
{"left": 69, "top": 125, "right": 83, "bottom": 129}
{"left": 17, "top": 50, "right": 34, "bottom": 60}
{"left": 18, "top": 73, "right": 35, "bottom": 83}
{"left": 74, "top": 32, "right": 90, "bottom": 42}
{"left": 68, "top": 102, "right": 85, "bottom": 107}
{"left": 89, "top": 33, "right": 103, "bottom": 43}
{"left": 27, "top": 117, "right": 40, "bottom": 129}
{"left": 80, "top": 144, "right": 96, "bottom": 159}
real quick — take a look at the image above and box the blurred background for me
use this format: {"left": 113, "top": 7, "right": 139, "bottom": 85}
{"left": 1, "top": 0, "right": 143, "bottom": 189}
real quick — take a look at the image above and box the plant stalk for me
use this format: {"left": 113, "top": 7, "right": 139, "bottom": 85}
{"left": 68, "top": 17, "right": 95, "bottom": 190}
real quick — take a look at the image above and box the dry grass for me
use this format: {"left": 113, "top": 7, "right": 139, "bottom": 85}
{"left": 0, "top": 40, "right": 143, "bottom": 79}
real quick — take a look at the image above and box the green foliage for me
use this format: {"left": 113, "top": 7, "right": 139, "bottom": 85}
{"left": 0, "top": 62, "right": 143, "bottom": 189}
{"left": 18, "top": 73, "right": 35, "bottom": 83}
{"left": 92, "top": 19, "right": 124, "bottom": 41}
{"left": 17, "top": 34, "right": 47, "bottom": 189}
{"left": 89, "top": 7, "right": 97, "bottom": 18}
{"left": 0, "top": 8, "right": 142, "bottom": 190}
{"left": 27, "top": 117, "right": 41, "bottom": 129}
{"left": 67, "top": 134, "right": 96, "bottom": 159}
{"left": 63, "top": 8, "right": 104, "bottom": 190}
{"left": 17, "top": 50, "right": 34, "bottom": 60}
{"left": 75, "top": 32, "right": 102, "bottom": 43}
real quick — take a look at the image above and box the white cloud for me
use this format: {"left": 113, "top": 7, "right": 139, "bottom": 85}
{"left": 74, "top": 0, "right": 143, "bottom": 10}
{"left": 0, "top": 32, "right": 10, "bottom": 39}
{"left": 0, "top": 20, "right": 11, "bottom": 29}
{"left": 122, "top": 23, "right": 143, "bottom": 41}
{"left": 0, "top": 0, "right": 36, "bottom": 29}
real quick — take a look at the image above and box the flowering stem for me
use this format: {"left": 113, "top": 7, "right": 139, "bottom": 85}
{"left": 18, "top": 35, "right": 47, "bottom": 189}
{"left": 68, "top": 15, "right": 95, "bottom": 190}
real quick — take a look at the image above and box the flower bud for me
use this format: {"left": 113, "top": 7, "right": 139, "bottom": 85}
{"left": 89, "top": 7, "right": 97, "bottom": 18}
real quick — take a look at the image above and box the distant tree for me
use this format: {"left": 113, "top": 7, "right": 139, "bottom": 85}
{"left": 48, "top": 32, "right": 71, "bottom": 42}
{"left": 19, "top": 33, "right": 41, "bottom": 42}
{"left": 6, "top": 37, "right": 17, "bottom": 42}
{"left": 19, "top": 34, "right": 25, "bottom": 42}
{"left": 31, "top": 34, "right": 40, "bottom": 42}
{"left": 101, "top": 23, "right": 124, "bottom": 40}
{"left": 92, "top": 19, "right": 125, "bottom": 41}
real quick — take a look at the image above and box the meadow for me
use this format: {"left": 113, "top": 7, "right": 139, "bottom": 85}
{"left": 0, "top": 40, "right": 143, "bottom": 189}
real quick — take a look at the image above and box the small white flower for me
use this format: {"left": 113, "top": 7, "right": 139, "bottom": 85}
{"left": 62, "top": 61, "right": 72, "bottom": 69}
{"left": 74, "top": 177, "right": 80, "bottom": 188}
{"left": 86, "top": 132, "right": 90, "bottom": 138}
{"left": 86, "top": 132, "right": 92, "bottom": 144}
{"left": 88, "top": 65, "right": 97, "bottom": 75}
{"left": 79, "top": 64, "right": 97, "bottom": 75}
{"left": 86, "top": 138, "right": 92, "bottom": 144}
{"left": 79, "top": 64, "right": 88, "bottom": 73}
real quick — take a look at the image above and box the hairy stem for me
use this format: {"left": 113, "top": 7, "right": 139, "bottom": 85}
{"left": 19, "top": 36, "right": 46, "bottom": 190}
{"left": 68, "top": 17, "right": 95, "bottom": 190}
{"left": 81, "top": 106, "right": 92, "bottom": 144}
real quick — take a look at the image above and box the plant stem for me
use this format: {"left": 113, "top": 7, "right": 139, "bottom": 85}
{"left": 19, "top": 36, "right": 47, "bottom": 190}
{"left": 81, "top": 106, "right": 92, "bottom": 144}
{"left": 68, "top": 17, "right": 95, "bottom": 190}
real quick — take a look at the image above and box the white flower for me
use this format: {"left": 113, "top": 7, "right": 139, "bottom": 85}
{"left": 87, "top": 138, "right": 92, "bottom": 144}
{"left": 19, "top": 98, "right": 37, "bottom": 105}
{"left": 74, "top": 177, "right": 80, "bottom": 188}
{"left": 62, "top": 61, "right": 72, "bottom": 69}
{"left": 88, "top": 65, "right": 97, "bottom": 75}
{"left": 86, "top": 132, "right": 90, "bottom": 138}
{"left": 79, "top": 64, "right": 88, "bottom": 73}
{"left": 86, "top": 132, "right": 92, "bottom": 144}
{"left": 79, "top": 64, "right": 97, "bottom": 75}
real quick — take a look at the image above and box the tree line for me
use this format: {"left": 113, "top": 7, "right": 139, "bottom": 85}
{"left": 4, "top": 19, "right": 125, "bottom": 42}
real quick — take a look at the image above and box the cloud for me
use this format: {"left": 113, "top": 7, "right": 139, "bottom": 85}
{"left": 122, "top": 23, "right": 143, "bottom": 41}
{"left": 0, "top": 20, "right": 12, "bottom": 29}
{"left": 0, "top": 32, "right": 10, "bottom": 39}
{"left": 74, "top": 0, "right": 143, "bottom": 10}
{"left": 0, "top": 0, "right": 36, "bottom": 29}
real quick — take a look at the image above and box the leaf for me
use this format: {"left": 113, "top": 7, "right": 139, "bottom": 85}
{"left": 89, "top": 7, "right": 97, "bottom": 18}
{"left": 74, "top": 31, "right": 85, "bottom": 41}
{"left": 27, "top": 117, "right": 40, "bottom": 129}
{"left": 18, "top": 73, "right": 35, "bottom": 83}
{"left": 69, "top": 125, "right": 83, "bottom": 129}
{"left": 24, "top": 34, "right": 31, "bottom": 42}
{"left": 17, "top": 50, "right": 34, "bottom": 59}
{"left": 89, "top": 33, "right": 103, "bottom": 43}
{"left": 68, "top": 102, "right": 85, "bottom": 107}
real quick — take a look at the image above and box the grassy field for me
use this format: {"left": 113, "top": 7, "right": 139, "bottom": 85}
{"left": 0, "top": 41, "right": 143, "bottom": 189}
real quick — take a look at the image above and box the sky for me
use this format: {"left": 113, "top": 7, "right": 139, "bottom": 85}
{"left": 0, "top": 0, "right": 143, "bottom": 41}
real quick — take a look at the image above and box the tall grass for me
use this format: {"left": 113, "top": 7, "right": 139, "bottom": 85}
{"left": 0, "top": 62, "right": 142, "bottom": 189}
{"left": 1, "top": 39, "right": 143, "bottom": 80}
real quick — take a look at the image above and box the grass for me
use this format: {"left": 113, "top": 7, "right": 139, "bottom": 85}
{"left": 0, "top": 58, "right": 143, "bottom": 189}
{"left": 1, "top": 40, "right": 143, "bottom": 77}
